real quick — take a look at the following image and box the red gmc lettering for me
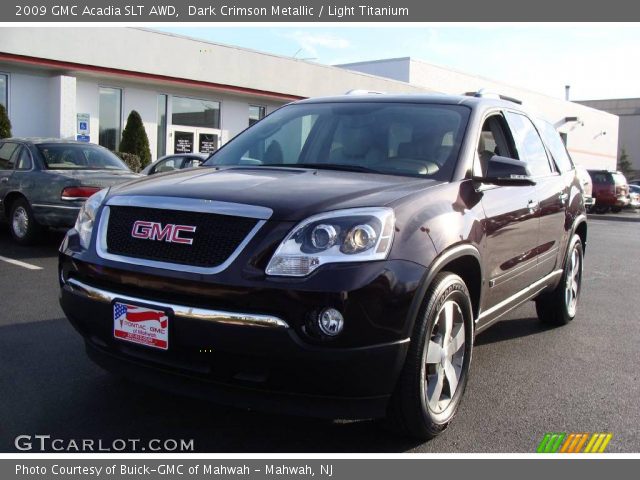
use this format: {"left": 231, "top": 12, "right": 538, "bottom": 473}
{"left": 131, "top": 221, "right": 197, "bottom": 245}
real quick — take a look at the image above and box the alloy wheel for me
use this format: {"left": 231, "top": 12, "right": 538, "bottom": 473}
{"left": 12, "top": 206, "right": 29, "bottom": 239}
{"left": 565, "top": 246, "right": 582, "bottom": 317}
{"left": 424, "top": 300, "right": 466, "bottom": 414}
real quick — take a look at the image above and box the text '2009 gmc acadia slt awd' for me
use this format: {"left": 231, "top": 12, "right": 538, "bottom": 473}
{"left": 59, "top": 93, "right": 587, "bottom": 439}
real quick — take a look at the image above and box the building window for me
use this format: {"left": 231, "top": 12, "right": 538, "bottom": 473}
{"left": 249, "top": 105, "right": 266, "bottom": 127}
{"left": 0, "top": 73, "right": 8, "bottom": 110}
{"left": 99, "top": 87, "right": 122, "bottom": 151}
{"left": 172, "top": 96, "right": 220, "bottom": 129}
{"left": 157, "top": 94, "right": 168, "bottom": 158}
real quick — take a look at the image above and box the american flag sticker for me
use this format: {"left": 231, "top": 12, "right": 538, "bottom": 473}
{"left": 113, "top": 302, "right": 169, "bottom": 350}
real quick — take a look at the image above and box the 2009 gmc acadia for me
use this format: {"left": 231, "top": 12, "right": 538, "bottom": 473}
{"left": 59, "top": 93, "right": 586, "bottom": 439}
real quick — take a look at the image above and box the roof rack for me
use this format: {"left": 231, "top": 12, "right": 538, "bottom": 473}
{"left": 465, "top": 89, "right": 523, "bottom": 105}
{"left": 344, "top": 89, "right": 386, "bottom": 95}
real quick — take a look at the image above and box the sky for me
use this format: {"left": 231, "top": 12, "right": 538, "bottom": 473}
{"left": 157, "top": 25, "right": 640, "bottom": 101}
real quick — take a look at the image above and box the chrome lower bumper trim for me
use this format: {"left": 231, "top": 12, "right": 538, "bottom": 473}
{"left": 63, "top": 277, "right": 290, "bottom": 329}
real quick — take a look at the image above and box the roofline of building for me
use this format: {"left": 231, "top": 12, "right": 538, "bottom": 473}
{"left": 334, "top": 57, "right": 411, "bottom": 67}
{"left": 0, "top": 52, "right": 304, "bottom": 102}
{"left": 576, "top": 98, "right": 640, "bottom": 103}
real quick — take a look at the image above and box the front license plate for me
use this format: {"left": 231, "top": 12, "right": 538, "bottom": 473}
{"left": 113, "top": 301, "right": 169, "bottom": 350}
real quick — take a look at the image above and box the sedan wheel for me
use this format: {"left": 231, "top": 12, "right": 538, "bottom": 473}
{"left": 12, "top": 206, "right": 29, "bottom": 239}
{"left": 9, "top": 198, "right": 43, "bottom": 245}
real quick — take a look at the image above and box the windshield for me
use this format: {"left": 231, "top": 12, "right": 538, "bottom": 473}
{"left": 204, "top": 102, "right": 470, "bottom": 179}
{"left": 38, "top": 143, "right": 130, "bottom": 171}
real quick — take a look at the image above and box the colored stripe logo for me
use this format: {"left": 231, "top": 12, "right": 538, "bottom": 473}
{"left": 537, "top": 433, "right": 612, "bottom": 453}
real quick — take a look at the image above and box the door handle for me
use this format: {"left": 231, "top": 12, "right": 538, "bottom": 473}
{"left": 527, "top": 199, "right": 539, "bottom": 210}
{"left": 0, "top": 177, "right": 8, "bottom": 183}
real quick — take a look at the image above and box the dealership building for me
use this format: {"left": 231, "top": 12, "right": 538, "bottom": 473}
{"left": 577, "top": 98, "right": 640, "bottom": 177}
{"left": 0, "top": 28, "right": 619, "bottom": 169}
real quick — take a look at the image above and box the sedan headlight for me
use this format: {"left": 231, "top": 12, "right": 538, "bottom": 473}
{"left": 266, "top": 207, "right": 395, "bottom": 277}
{"left": 74, "top": 188, "right": 108, "bottom": 250}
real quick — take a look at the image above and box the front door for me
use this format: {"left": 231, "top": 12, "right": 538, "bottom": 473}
{"left": 476, "top": 114, "right": 541, "bottom": 310}
{"left": 169, "top": 127, "right": 220, "bottom": 155}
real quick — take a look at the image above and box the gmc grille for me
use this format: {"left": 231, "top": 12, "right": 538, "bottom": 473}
{"left": 106, "top": 206, "right": 258, "bottom": 268}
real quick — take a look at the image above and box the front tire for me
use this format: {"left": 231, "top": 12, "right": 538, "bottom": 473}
{"left": 611, "top": 206, "right": 622, "bottom": 213}
{"left": 9, "top": 198, "right": 43, "bottom": 245}
{"left": 535, "top": 234, "right": 583, "bottom": 326}
{"left": 386, "top": 272, "right": 474, "bottom": 440}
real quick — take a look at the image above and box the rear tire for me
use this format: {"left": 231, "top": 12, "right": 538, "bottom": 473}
{"left": 611, "top": 206, "right": 622, "bottom": 213}
{"left": 535, "top": 235, "right": 583, "bottom": 326}
{"left": 385, "top": 272, "right": 474, "bottom": 440}
{"left": 593, "top": 206, "right": 609, "bottom": 214}
{"left": 9, "top": 198, "right": 43, "bottom": 245}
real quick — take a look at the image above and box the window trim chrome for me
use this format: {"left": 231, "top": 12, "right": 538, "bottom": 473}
{"left": 95, "top": 195, "right": 272, "bottom": 275}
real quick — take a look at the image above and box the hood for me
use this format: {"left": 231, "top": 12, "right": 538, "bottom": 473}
{"left": 107, "top": 166, "right": 441, "bottom": 221}
{"left": 50, "top": 169, "right": 140, "bottom": 189}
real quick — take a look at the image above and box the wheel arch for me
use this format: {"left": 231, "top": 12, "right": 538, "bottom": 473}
{"left": 2, "top": 191, "right": 29, "bottom": 218}
{"left": 406, "top": 244, "right": 483, "bottom": 337}
{"left": 573, "top": 217, "right": 587, "bottom": 254}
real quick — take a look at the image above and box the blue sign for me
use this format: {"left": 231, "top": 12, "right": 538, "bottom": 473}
{"left": 76, "top": 135, "right": 90, "bottom": 143}
{"left": 79, "top": 121, "right": 88, "bottom": 131}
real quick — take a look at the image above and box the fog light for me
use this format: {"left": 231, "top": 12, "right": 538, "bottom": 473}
{"left": 317, "top": 308, "right": 344, "bottom": 337}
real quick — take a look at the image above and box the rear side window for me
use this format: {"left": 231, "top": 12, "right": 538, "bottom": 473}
{"left": 539, "top": 121, "right": 573, "bottom": 172}
{"left": 505, "top": 112, "right": 553, "bottom": 177}
{"left": 15, "top": 147, "right": 33, "bottom": 170}
{"left": 0, "top": 142, "right": 18, "bottom": 170}
{"left": 589, "top": 171, "right": 612, "bottom": 184}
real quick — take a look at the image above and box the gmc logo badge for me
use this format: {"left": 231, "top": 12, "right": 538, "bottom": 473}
{"left": 131, "top": 221, "right": 197, "bottom": 245}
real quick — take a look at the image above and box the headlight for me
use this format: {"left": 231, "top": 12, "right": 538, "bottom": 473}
{"left": 265, "top": 207, "right": 395, "bottom": 277}
{"left": 74, "top": 188, "right": 108, "bottom": 250}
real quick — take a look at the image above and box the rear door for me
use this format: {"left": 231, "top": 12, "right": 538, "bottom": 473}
{"left": 504, "top": 112, "right": 568, "bottom": 278}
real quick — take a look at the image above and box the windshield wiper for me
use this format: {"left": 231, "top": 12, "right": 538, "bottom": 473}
{"left": 261, "top": 163, "right": 381, "bottom": 174}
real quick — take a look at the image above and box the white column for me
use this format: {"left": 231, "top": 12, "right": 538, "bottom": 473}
{"left": 51, "top": 75, "right": 77, "bottom": 139}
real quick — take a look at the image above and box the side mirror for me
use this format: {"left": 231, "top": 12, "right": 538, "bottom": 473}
{"left": 473, "top": 155, "right": 536, "bottom": 186}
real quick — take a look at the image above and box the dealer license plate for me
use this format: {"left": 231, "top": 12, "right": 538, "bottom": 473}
{"left": 113, "top": 301, "right": 169, "bottom": 350}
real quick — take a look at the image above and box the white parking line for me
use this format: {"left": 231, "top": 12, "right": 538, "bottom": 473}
{"left": 0, "top": 255, "right": 43, "bottom": 270}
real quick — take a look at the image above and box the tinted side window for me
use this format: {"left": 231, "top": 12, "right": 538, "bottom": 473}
{"left": 539, "top": 121, "right": 573, "bottom": 172}
{"left": 589, "top": 171, "right": 610, "bottom": 184}
{"left": 15, "top": 147, "right": 33, "bottom": 170}
{"left": 183, "top": 157, "right": 202, "bottom": 169}
{"left": 0, "top": 142, "right": 18, "bottom": 170}
{"left": 152, "top": 157, "right": 182, "bottom": 174}
{"left": 505, "top": 112, "right": 553, "bottom": 177}
{"left": 475, "top": 114, "right": 515, "bottom": 176}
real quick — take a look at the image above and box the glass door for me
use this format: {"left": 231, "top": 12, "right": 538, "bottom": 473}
{"left": 169, "top": 127, "right": 220, "bottom": 155}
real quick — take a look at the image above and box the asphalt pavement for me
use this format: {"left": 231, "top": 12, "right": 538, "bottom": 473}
{"left": 0, "top": 212, "right": 638, "bottom": 453}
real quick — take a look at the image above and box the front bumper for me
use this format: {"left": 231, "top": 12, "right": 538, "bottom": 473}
{"left": 59, "top": 252, "right": 423, "bottom": 418}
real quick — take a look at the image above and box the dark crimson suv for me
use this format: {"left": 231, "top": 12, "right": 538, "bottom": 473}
{"left": 59, "top": 93, "right": 587, "bottom": 439}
